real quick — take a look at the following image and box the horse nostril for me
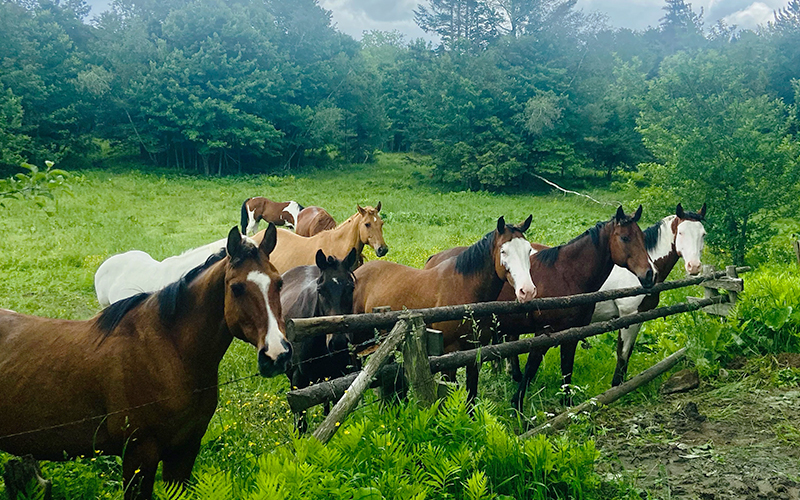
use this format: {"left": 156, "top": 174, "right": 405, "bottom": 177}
{"left": 376, "top": 246, "right": 388, "bottom": 257}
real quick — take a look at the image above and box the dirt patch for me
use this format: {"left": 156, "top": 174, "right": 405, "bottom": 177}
{"left": 594, "top": 382, "right": 800, "bottom": 499}
{"left": 776, "top": 353, "right": 800, "bottom": 369}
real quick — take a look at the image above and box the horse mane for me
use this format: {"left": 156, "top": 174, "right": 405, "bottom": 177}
{"left": 643, "top": 219, "right": 664, "bottom": 253}
{"left": 95, "top": 249, "right": 227, "bottom": 338}
{"left": 535, "top": 220, "right": 612, "bottom": 267}
{"left": 240, "top": 198, "right": 252, "bottom": 232}
{"left": 455, "top": 225, "right": 524, "bottom": 275}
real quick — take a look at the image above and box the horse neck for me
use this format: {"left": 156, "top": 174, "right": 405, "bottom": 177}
{"left": 169, "top": 263, "right": 232, "bottom": 379}
{"left": 454, "top": 240, "right": 505, "bottom": 302}
{"left": 322, "top": 213, "right": 364, "bottom": 256}
{"left": 558, "top": 224, "right": 615, "bottom": 293}
{"left": 649, "top": 216, "right": 680, "bottom": 283}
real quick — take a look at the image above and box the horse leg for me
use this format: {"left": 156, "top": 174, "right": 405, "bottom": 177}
{"left": 511, "top": 348, "right": 545, "bottom": 412}
{"left": 612, "top": 323, "right": 642, "bottom": 387}
{"left": 291, "top": 370, "right": 310, "bottom": 435}
{"left": 465, "top": 361, "right": 479, "bottom": 408}
{"left": 505, "top": 333, "right": 522, "bottom": 382}
{"left": 161, "top": 436, "right": 203, "bottom": 491}
{"left": 122, "top": 439, "right": 160, "bottom": 500}
{"left": 560, "top": 340, "right": 578, "bottom": 407}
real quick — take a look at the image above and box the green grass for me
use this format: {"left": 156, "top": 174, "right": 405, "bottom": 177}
{"left": 0, "top": 153, "right": 701, "bottom": 498}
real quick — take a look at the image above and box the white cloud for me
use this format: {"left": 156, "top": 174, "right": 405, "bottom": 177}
{"left": 722, "top": 2, "right": 777, "bottom": 29}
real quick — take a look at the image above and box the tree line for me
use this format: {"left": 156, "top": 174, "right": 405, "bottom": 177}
{"left": 1, "top": 0, "right": 800, "bottom": 262}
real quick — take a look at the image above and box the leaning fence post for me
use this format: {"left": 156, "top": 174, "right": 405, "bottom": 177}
{"left": 313, "top": 317, "right": 411, "bottom": 444}
{"left": 402, "top": 313, "right": 437, "bottom": 408}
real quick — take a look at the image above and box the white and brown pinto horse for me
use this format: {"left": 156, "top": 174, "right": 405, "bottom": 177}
{"left": 0, "top": 226, "right": 290, "bottom": 500}
{"left": 353, "top": 216, "right": 538, "bottom": 404}
{"left": 592, "top": 203, "right": 707, "bottom": 386}
{"left": 240, "top": 196, "right": 304, "bottom": 234}
{"left": 295, "top": 206, "right": 337, "bottom": 237}
{"left": 259, "top": 204, "right": 388, "bottom": 274}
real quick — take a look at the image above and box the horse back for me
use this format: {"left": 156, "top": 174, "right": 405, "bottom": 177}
{"left": 280, "top": 266, "right": 320, "bottom": 321}
{"left": 295, "top": 206, "right": 336, "bottom": 237}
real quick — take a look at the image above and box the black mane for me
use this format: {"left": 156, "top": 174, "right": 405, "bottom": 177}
{"left": 95, "top": 249, "right": 227, "bottom": 338}
{"left": 643, "top": 220, "right": 663, "bottom": 252}
{"left": 681, "top": 210, "right": 704, "bottom": 221}
{"left": 535, "top": 220, "right": 610, "bottom": 267}
{"left": 455, "top": 225, "right": 524, "bottom": 275}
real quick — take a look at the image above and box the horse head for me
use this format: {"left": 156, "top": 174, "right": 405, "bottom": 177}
{"left": 609, "top": 205, "right": 655, "bottom": 288}
{"left": 223, "top": 224, "right": 291, "bottom": 377}
{"left": 675, "top": 203, "right": 707, "bottom": 275}
{"left": 357, "top": 202, "right": 389, "bottom": 257}
{"left": 494, "top": 215, "right": 537, "bottom": 302}
{"left": 314, "top": 248, "right": 357, "bottom": 317}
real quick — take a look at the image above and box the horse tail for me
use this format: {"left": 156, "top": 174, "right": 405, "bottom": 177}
{"left": 240, "top": 198, "right": 252, "bottom": 233}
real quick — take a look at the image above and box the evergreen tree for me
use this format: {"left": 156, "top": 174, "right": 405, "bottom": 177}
{"left": 414, "top": 0, "right": 502, "bottom": 50}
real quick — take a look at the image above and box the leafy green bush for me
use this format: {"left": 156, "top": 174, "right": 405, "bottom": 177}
{"left": 0, "top": 160, "right": 71, "bottom": 212}
{"left": 165, "top": 390, "right": 603, "bottom": 500}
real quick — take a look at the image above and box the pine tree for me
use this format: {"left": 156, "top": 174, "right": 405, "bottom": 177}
{"left": 658, "top": 0, "right": 705, "bottom": 54}
{"left": 414, "top": 0, "right": 501, "bottom": 50}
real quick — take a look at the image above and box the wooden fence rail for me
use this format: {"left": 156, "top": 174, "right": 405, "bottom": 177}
{"left": 286, "top": 266, "right": 749, "bottom": 341}
{"left": 286, "top": 294, "right": 728, "bottom": 414}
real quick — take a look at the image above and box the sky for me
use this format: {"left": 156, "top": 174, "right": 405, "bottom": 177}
{"left": 84, "top": 0, "right": 792, "bottom": 40}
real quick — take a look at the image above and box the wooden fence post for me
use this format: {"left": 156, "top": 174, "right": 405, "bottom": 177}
{"left": 793, "top": 240, "right": 800, "bottom": 268}
{"left": 402, "top": 313, "right": 437, "bottom": 407}
{"left": 3, "top": 455, "right": 52, "bottom": 500}
{"left": 313, "top": 317, "right": 411, "bottom": 444}
{"left": 688, "top": 264, "right": 743, "bottom": 316}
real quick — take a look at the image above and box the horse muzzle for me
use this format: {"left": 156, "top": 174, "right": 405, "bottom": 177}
{"left": 685, "top": 261, "right": 702, "bottom": 275}
{"left": 258, "top": 340, "right": 292, "bottom": 377}
{"left": 375, "top": 245, "right": 389, "bottom": 257}
{"left": 639, "top": 269, "right": 655, "bottom": 289}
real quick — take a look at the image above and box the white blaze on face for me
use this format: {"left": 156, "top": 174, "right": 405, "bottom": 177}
{"left": 247, "top": 271, "right": 288, "bottom": 359}
{"left": 283, "top": 201, "right": 301, "bottom": 229}
{"left": 246, "top": 206, "right": 258, "bottom": 235}
{"left": 500, "top": 238, "right": 537, "bottom": 302}
{"left": 675, "top": 220, "right": 706, "bottom": 275}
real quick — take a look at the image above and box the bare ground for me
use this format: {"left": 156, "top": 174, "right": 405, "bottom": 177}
{"left": 593, "top": 363, "right": 800, "bottom": 500}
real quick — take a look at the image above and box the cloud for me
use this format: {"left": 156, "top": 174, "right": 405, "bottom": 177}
{"left": 722, "top": 2, "right": 779, "bottom": 28}
{"left": 319, "top": 0, "right": 432, "bottom": 40}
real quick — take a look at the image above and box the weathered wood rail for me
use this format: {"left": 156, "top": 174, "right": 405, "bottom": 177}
{"left": 291, "top": 266, "right": 747, "bottom": 442}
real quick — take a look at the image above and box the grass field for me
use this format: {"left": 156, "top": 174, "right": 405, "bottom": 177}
{"left": 0, "top": 153, "right": 702, "bottom": 498}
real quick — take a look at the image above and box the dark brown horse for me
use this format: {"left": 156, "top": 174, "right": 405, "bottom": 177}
{"left": 241, "top": 197, "right": 304, "bottom": 234}
{"left": 256, "top": 204, "right": 388, "bottom": 274}
{"left": 353, "top": 216, "right": 538, "bottom": 403}
{"left": 282, "top": 248, "right": 358, "bottom": 433}
{"left": 425, "top": 206, "right": 654, "bottom": 410}
{"left": 0, "top": 225, "right": 290, "bottom": 500}
{"left": 295, "top": 206, "right": 337, "bottom": 237}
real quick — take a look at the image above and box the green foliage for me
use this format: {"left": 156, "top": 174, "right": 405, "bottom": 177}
{"left": 0, "top": 160, "right": 71, "bottom": 211}
{"left": 167, "top": 390, "right": 603, "bottom": 500}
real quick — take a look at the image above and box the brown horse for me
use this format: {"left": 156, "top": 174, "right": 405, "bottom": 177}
{"left": 425, "top": 206, "right": 654, "bottom": 410}
{"left": 295, "top": 206, "right": 337, "bottom": 237}
{"left": 0, "top": 225, "right": 290, "bottom": 500}
{"left": 256, "top": 204, "right": 388, "bottom": 274}
{"left": 240, "top": 197, "right": 304, "bottom": 234}
{"left": 353, "top": 216, "right": 538, "bottom": 403}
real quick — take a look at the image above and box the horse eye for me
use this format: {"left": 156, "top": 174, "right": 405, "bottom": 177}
{"left": 231, "top": 283, "right": 245, "bottom": 297}
{"left": 621, "top": 236, "right": 631, "bottom": 243}
{"left": 276, "top": 279, "right": 283, "bottom": 291}
{"left": 365, "top": 223, "right": 371, "bottom": 228}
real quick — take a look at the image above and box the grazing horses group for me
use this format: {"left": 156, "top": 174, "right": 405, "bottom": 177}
{"left": 0, "top": 181, "right": 709, "bottom": 499}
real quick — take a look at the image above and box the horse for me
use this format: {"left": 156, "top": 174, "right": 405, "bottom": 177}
{"left": 281, "top": 248, "right": 358, "bottom": 433}
{"left": 240, "top": 197, "right": 304, "bottom": 234}
{"left": 95, "top": 237, "right": 228, "bottom": 307}
{"left": 258, "top": 203, "right": 388, "bottom": 274}
{"left": 0, "top": 225, "right": 291, "bottom": 500}
{"left": 353, "top": 216, "right": 538, "bottom": 404}
{"left": 592, "top": 203, "right": 706, "bottom": 386}
{"left": 295, "top": 206, "right": 337, "bottom": 237}
{"left": 425, "top": 206, "right": 654, "bottom": 410}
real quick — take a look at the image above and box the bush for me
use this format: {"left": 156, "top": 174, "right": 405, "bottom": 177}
{"left": 165, "top": 390, "right": 604, "bottom": 500}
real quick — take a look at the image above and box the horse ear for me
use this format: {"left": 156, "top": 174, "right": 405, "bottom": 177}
{"left": 614, "top": 205, "right": 625, "bottom": 222}
{"left": 676, "top": 203, "right": 685, "bottom": 219}
{"left": 226, "top": 226, "right": 243, "bottom": 258}
{"left": 315, "top": 249, "right": 327, "bottom": 270}
{"left": 698, "top": 203, "right": 707, "bottom": 218}
{"left": 519, "top": 214, "right": 532, "bottom": 233}
{"left": 497, "top": 216, "right": 506, "bottom": 234}
{"left": 632, "top": 205, "right": 643, "bottom": 223}
{"left": 260, "top": 223, "right": 277, "bottom": 257}
{"left": 344, "top": 248, "right": 358, "bottom": 269}
{"left": 375, "top": 201, "right": 381, "bottom": 212}
{"left": 357, "top": 205, "right": 366, "bottom": 216}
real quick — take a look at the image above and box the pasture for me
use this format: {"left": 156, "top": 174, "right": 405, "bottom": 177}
{"left": 3, "top": 153, "right": 793, "bottom": 499}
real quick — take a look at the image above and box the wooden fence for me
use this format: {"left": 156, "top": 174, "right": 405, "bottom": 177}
{"left": 288, "top": 265, "right": 747, "bottom": 443}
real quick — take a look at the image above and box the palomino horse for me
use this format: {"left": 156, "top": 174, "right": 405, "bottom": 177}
{"left": 282, "top": 248, "right": 358, "bottom": 433}
{"left": 425, "top": 206, "right": 654, "bottom": 410}
{"left": 295, "top": 206, "right": 337, "bottom": 237}
{"left": 592, "top": 203, "right": 706, "bottom": 386}
{"left": 353, "top": 216, "right": 538, "bottom": 403}
{"left": 240, "top": 196, "right": 304, "bottom": 234}
{"left": 258, "top": 204, "right": 388, "bottom": 274}
{"left": 0, "top": 225, "right": 290, "bottom": 500}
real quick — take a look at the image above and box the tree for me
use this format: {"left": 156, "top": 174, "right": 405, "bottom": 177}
{"left": 414, "top": 0, "right": 502, "bottom": 50}
{"left": 658, "top": 0, "right": 705, "bottom": 54}
{"left": 637, "top": 50, "right": 799, "bottom": 264}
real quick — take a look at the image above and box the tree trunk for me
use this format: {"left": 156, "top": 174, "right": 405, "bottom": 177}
{"left": 201, "top": 154, "right": 210, "bottom": 176}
